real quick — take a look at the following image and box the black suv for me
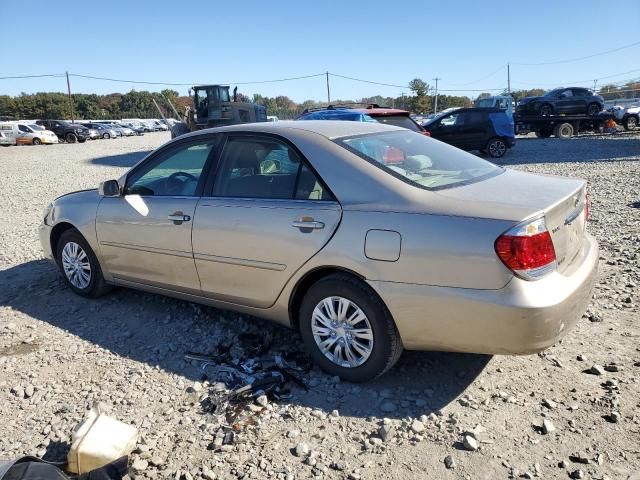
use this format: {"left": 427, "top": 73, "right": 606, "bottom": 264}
{"left": 516, "top": 87, "right": 604, "bottom": 116}
{"left": 35, "top": 120, "right": 90, "bottom": 143}
{"left": 422, "top": 108, "right": 515, "bottom": 158}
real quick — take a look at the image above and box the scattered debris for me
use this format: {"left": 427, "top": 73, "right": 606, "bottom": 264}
{"left": 462, "top": 435, "right": 479, "bottom": 451}
{"left": 587, "top": 364, "right": 605, "bottom": 376}
{"left": 542, "top": 419, "right": 556, "bottom": 434}
{"left": 444, "top": 455, "right": 456, "bottom": 469}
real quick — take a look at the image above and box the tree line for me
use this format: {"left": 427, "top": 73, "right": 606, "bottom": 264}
{"left": 1, "top": 78, "right": 638, "bottom": 121}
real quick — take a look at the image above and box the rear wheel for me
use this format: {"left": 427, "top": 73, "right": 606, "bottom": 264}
{"left": 32, "top": 138, "right": 41, "bottom": 145}
{"left": 486, "top": 138, "right": 507, "bottom": 158}
{"left": 299, "top": 274, "right": 403, "bottom": 382}
{"left": 587, "top": 103, "right": 601, "bottom": 116}
{"left": 554, "top": 122, "right": 574, "bottom": 139}
{"left": 65, "top": 133, "right": 77, "bottom": 143}
{"left": 539, "top": 104, "right": 553, "bottom": 116}
{"left": 56, "top": 229, "right": 111, "bottom": 298}
{"left": 624, "top": 115, "right": 638, "bottom": 130}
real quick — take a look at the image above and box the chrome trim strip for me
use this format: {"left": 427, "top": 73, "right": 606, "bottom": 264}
{"left": 100, "top": 241, "right": 193, "bottom": 259}
{"left": 193, "top": 252, "right": 286, "bottom": 271}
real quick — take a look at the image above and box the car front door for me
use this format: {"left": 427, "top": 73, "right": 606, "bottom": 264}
{"left": 572, "top": 88, "right": 589, "bottom": 113}
{"left": 95, "top": 135, "right": 220, "bottom": 294}
{"left": 429, "top": 112, "right": 466, "bottom": 149}
{"left": 555, "top": 89, "right": 575, "bottom": 114}
{"left": 192, "top": 134, "right": 342, "bottom": 308}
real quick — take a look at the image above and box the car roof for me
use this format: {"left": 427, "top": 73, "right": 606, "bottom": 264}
{"left": 184, "top": 120, "right": 403, "bottom": 140}
{"left": 353, "top": 107, "right": 411, "bottom": 116}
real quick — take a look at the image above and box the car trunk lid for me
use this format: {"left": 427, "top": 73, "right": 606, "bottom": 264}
{"left": 432, "top": 169, "right": 587, "bottom": 273}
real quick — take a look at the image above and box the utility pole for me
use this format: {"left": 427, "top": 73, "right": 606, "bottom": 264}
{"left": 433, "top": 77, "right": 440, "bottom": 113}
{"left": 65, "top": 71, "right": 75, "bottom": 122}
{"left": 507, "top": 63, "right": 511, "bottom": 95}
{"left": 326, "top": 71, "right": 331, "bottom": 105}
{"left": 593, "top": 79, "right": 598, "bottom": 91}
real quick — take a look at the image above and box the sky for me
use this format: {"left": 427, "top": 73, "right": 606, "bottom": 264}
{"left": 1, "top": 0, "right": 639, "bottom": 102}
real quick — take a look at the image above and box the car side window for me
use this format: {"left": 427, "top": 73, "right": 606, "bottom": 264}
{"left": 125, "top": 139, "right": 218, "bottom": 197}
{"left": 441, "top": 113, "right": 463, "bottom": 126}
{"left": 212, "top": 136, "right": 333, "bottom": 201}
{"left": 464, "top": 112, "right": 484, "bottom": 124}
{"left": 560, "top": 89, "right": 573, "bottom": 98}
{"left": 18, "top": 125, "right": 30, "bottom": 133}
{"left": 573, "top": 89, "right": 588, "bottom": 97}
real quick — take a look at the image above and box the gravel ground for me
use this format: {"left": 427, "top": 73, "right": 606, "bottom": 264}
{"left": 1, "top": 132, "right": 639, "bottom": 480}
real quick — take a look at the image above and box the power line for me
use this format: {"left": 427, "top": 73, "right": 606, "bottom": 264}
{"left": 0, "top": 73, "right": 65, "bottom": 80}
{"left": 511, "top": 67, "right": 640, "bottom": 87}
{"left": 67, "top": 72, "right": 326, "bottom": 86}
{"left": 447, "top": 64, "right": 507, "bottom": 86}
{"left": 330, "top": 73, "right": 409, "bottom": 89}
{"left": 512, "top": 40, "right": 640, "bottom": 66}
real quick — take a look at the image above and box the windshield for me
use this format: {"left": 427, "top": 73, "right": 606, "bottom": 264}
{"left": 336, "top": 130, "right": 502, "bottom": 191}
{"left": 371, "top": 114, "right": 422, "bottom": 132}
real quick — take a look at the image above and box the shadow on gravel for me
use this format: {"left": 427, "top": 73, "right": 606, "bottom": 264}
{"left": 0, "top": 260, "right": 490, "bottom": 420}
{"left": 87, "top": 150, "right": 152, "bottom": 168}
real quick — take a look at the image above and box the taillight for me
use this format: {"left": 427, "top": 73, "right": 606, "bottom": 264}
{"left": 584, "top": 192, "right": 589, "bottom": 222}
{"left": 495, "top": 217, "right": 556, "bottom": 280}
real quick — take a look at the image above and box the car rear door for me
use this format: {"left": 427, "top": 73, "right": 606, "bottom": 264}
{"left": 96, "top": 134, "right": 221, "bottom": 294}
{"left": 192, "top": 134, "right": 342, "bottom": 308}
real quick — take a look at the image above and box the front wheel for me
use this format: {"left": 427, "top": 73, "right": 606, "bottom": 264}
{"left": 32, "top": 138, "right": 41, "bottom": 145}
{"left": 487, "top": 138, "right": 507, "bottom": 158}
{"left": 56, "top": 229, "right": 111, "bottom": 298}
{"left": 587, "top": 103, "right": 601, "bottom": 116}
{"left": 624, "top": 116, "right": 638, "bottom": 130}
{"left": 299, "top": 274, "right": 403, "bottom": 382}
{"left": 65, "top": 133, "right": 77, "bottom": 143}
{"left": 539, "top": 104, "right": 553, "bottom": 116}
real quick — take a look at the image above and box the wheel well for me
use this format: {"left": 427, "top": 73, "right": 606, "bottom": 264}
{"left": 50, "top": 222, "right": 76, "bottom": 261}
{"left": 288, "top": 267, "right": 367, "bottom": 329}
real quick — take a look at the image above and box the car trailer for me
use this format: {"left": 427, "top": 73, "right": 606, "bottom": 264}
{"left": 515, "top": 112, "right": 616, "bottom": 139}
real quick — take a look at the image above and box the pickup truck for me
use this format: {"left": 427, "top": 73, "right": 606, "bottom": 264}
{"left": 35, "top": 120, "right": 90, "bottom": 143}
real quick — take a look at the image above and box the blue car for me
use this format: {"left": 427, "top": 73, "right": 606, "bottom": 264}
{"left": 297, "top": 108, "right": 379, "bottom": 122}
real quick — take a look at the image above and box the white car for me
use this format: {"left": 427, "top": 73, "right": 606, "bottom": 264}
{"left": 0, "top": 130, "right": 14, "bottom": 146}
{"left": 611, "top": 104, "right": 639, "bottom": 130}
{"left": 0, "top": 123, "right": 59, "bottom": 145}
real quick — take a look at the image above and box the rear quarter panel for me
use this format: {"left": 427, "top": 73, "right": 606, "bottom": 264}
{"left": 309, "top": 210, "right": 515, "bottom": 289}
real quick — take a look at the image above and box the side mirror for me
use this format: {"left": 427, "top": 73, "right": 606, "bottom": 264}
{"left": 99, "top": 179, "right": 120, "bottom": 197}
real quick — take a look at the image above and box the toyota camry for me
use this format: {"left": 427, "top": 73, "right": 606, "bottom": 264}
{"left": 39, "top": 121, "right": 598, "bottom": 382}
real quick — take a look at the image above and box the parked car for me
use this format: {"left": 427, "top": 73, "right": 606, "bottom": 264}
{"left": 611, "top": 103, "right": 639, "bottom": 130}
{"left": 39, "top": 121, "right": 597, "bottom": 382}
{"left": 85, "top": 126, "right": 100, "bottom": 140}
{"left": 120, "top": 122, "right": 145, "bottom": 135}
{"left": 0, "top": 123, "right": 59, "bottom": 145}
{"left": 516, "top": 88, "right": 604, "bottom": 116}
{"left": 35, "top": 120, "right": 90, "bottom": 143}
{"left": 422, "top": 108, "right": 515, "bottom": 158}
{"left": 82, "top": 123, "right": 118, "bottom": 139}
{"left": 298, "top": 105, "right": 429, "bottom": 135}
{"left": 0, "top": 130, "right": 13, "bottom": 146}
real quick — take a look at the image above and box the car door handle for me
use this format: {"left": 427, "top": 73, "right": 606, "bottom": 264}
{"left": 291, "top": 219, "right": 324, "bottom": 230}
{"left": 168, "top": 213, "right": 191, "bottom": 222}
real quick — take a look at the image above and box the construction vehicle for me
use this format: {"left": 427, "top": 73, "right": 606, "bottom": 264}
{"left": 170, "top": 85, "right": 267, "bottom": 138}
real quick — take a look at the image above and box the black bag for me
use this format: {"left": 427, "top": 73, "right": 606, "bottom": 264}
{"left": 0, "top": 456, "right": 128, "bottom": 480}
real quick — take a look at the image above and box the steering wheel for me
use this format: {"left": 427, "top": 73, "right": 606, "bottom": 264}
{"left": 165, "top": 171, "right": 198, "bottom": 195}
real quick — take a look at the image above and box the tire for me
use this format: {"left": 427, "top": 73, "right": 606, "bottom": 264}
{"left": 78, "top": 138, "right": 87, "bottom": 143}
{"left": 624, "top": 115, "right": 638, "bottom": 131}
{"left": 535, "top": 128, "right": 552, "bottom": 138}
{"left": 486, "top": 138, "right": 507, "bottom": 158}
{"left": 299, "top": 274, "right": 403, "bottom": 382}
{"left": 103, "top": 133, "right": 110, "bottom": 139}
{"left": 56, "top": 229, "right": 111, "bottom": 298}
{"left": 554, "top": 122, "right": 574, "bottom": 139}
{"left": 65, "top": 133, "right": 77, "bottom": 143}
{"left": 539, "top": 104, "right": 553, "bottom": 116}
{"left": 587, "top": 103, "right": 601, "bottom": 116}
{"left": 32, "top": 138, "right": 41, "bottom": 145}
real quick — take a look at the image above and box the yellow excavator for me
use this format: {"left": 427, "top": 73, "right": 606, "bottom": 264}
{"left": 170, "top": 85, "right": 267, "bottom": 138}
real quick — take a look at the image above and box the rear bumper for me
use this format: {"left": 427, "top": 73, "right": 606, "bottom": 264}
{"left": 371, "top": 233, "right": 598, "bottom": 354}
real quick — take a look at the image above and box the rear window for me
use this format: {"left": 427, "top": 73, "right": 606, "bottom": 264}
{"left": 336, "top": 130, "right": 502, "bottom": 191}
{"left": 371, "top": 114, "right": 422, "bottom": 132}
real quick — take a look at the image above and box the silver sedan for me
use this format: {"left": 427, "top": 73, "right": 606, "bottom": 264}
{"left": 39, "top": 121, "right": 598, "bottom": 382}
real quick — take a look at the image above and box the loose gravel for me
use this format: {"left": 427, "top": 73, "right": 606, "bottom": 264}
{"left": 1, "top": 132, "right": 639, "bottom": 480}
